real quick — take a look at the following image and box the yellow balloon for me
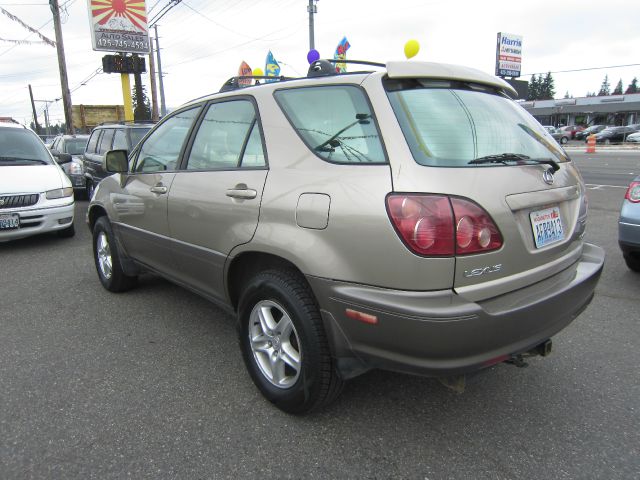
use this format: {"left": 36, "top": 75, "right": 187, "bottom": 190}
{"left": 404, "top": 39, "right": 420, "bottom": 59}
{"left": 253, "top": 68, "right": 264, "bottom": 77}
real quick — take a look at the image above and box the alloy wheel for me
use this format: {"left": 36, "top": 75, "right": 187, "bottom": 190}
{"left": 96, "top": 231, "right": 113, "bottom": 279}
{"left": 248, "top": 300, "right": 302, "bottom": 388}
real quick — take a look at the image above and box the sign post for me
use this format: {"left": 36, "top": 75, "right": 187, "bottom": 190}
{"left": 87, "top": 0, "right": 151, "bottom": 122}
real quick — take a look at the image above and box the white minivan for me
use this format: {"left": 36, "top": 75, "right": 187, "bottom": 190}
{"left": 0, "top": 122, "right": 75, "bottom": 241}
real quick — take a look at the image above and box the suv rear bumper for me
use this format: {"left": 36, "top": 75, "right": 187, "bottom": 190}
{"left": 308, "top": 243, "right": 604, "bottom": 379}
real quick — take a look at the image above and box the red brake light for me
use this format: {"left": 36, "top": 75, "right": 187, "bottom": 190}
{"left": 386, "top": 195, "right": 454, "bottom": 256}
{"left": 386, "top": 194, "right": 503, "bottom": 256}
{"left": 625, "top": 181, "right": 640, "bottom": 203}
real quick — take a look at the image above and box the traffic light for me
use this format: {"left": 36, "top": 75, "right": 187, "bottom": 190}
{"left": 102, "top": 55, "right": 146, "bottom": 74}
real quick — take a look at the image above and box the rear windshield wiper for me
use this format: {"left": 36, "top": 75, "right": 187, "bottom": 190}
{"left": 469, "top": 153, "right": 559, "bottom": 172}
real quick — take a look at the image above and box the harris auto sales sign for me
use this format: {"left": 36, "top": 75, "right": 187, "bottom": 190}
{"left": 88, "top": 0, "right": 150, "bottom": 54}
{"left": 495, "top": 32, "right": 522, "bottom": 78}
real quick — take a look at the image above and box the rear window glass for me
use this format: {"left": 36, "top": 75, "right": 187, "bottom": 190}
{"left": 274, "top": 85, "right": 386, "bottom": 164}
{"left": 385, "top": 78, "right": 568, "bottom": 167}
{"left": 129, "top": 128, "right": 151, "bottom": 149}
{"left": 64, "top": 138, "right": 88, "bottom": 155}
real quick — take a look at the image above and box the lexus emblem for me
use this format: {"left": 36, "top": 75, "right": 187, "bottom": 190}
{"left": 542, "top": 169, "right": 555, "bottom": 185}
{"left": 0, "top": 198, "right": 5, "bottom": 206}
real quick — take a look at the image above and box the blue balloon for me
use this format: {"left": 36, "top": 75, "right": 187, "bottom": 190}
{"left": 307, "top": 49, "right": 320, "bottom": 64}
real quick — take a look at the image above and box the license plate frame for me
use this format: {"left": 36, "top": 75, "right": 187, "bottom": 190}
{"left": 530, "top": 206, "right": 564, "bottom": 248}
{"left": 0, "top": 213, "right": 20, "bottom": 230}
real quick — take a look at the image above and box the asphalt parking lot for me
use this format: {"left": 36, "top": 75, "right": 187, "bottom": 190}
{"left": 1, "top": 163, "right": 639, "bottom": 479}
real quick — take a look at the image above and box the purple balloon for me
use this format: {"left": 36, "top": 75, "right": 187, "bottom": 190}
{"left": 307, "top": 49, "right": 320, "bottom": 64}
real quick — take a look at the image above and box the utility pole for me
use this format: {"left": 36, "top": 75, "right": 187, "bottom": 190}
{"left": 148, "top": 39, "right": 159, "bottom": 121}
{"left": 154, "top": 25, "right": 167, "bottom": 117}
{"left": 307, "top": 0, "right": 318, "bottom": 51}
{"left": 28, "top": 85, "right": 41, "bottom": 134}
{"left": 49, "top": 0, "right": 74, "bottom": 134}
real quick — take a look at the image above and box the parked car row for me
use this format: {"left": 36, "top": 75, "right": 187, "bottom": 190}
{"left": 46, "top": 122, "right": 154, "bottom": 198}
{"left": 544, "top": 123, "right": 640, "bottom": 144}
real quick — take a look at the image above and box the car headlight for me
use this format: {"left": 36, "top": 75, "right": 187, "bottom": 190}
{"left": 68, "top": 162, "right": 84, "bottom": 175}
{"left": 46, "top": 187, "right": 74, "bottom": 199}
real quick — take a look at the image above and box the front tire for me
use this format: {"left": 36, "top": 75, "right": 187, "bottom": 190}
{"left": 560, "top": 136, "right": 568, "bottom": 144}
{"left": 92, "top": 216, "right": 137, "bottom": 292}
{"left": 624, "top": 254, "right": 640, "bottom": 272}
{"left": 238, "top": 270, "right": 343, "bottom": 413}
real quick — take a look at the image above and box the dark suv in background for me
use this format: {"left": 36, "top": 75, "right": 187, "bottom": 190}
{"left": 83, "top": 122, "right": 153, "bottom": 199}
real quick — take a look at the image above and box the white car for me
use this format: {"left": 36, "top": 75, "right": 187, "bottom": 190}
{"left": 626, "top": 131, "right": 640, "bottom": 143}
{"left": 0, "top": 122, "right": 75, "bottom": 241}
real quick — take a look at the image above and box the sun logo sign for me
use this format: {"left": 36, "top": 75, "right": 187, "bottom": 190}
{"left": 88, "top": 0, "right": 150, "bottom": 54}
{"left": 91, "top": 0, "right": 147, "bottom": 30}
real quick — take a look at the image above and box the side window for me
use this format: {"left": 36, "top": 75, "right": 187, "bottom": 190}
{"left": 97, "top": 128, "right": 115, "bottom": 155}
{"left": 134, "top": 107, "right": 200, "bottom": 173}
{"left": 86, "top": 130, "right": 101, "bottom": 154}
{"left": 112, "top": 129, "right": 128, "bottom": 150}
{"left": 240, "top": 123, "right": 266, "bottom": 167}
{"left": 186, "top": 100, "right": 263, "bottom": 170}
{"left": 274, "top": 85, "right": 386, "bottom": 164}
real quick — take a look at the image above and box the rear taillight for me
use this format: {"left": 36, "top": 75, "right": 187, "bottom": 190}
{"left": 386, "top": 194, "right": 502, "bottom": 256}
{"left": 625, "top": 181, "right": 640, "bottom": 203}
{"left": 451, "top": 197, "right": 503, "bottom": 254}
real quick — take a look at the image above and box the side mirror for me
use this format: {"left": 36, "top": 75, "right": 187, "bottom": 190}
{"left": 54, "top": 152, "right": 72, "bottom": 164}
{"left": 104, "top": 150, "right": 128, "bottom": 173}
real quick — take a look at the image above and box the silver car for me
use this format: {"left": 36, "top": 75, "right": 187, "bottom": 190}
{"left": 87, "top": 60, "right": 604, "bottom": 413}
{"left": 619, "top": 177, "right": 640, "bottom": 271}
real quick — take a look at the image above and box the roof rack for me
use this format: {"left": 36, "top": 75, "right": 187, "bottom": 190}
{"left": 96, "top": 120, "right": 156, "bottom": 126}
{"left": 219, "top": 75, "right": 293, "bottom": 93}
{"left": 218, "top": 59, "right": 387, "bottom": 92}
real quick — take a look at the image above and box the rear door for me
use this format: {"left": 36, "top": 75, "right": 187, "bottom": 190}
{"left": 166, "top": 98, "right": 268, "bottom": 302}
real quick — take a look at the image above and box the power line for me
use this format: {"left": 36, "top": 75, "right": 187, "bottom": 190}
{"left": 522, "top": 63, "right": 640, "bottom": 77}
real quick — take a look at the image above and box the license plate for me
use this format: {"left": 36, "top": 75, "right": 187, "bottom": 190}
{"left": 530, "top": 206, "right": 564, "bottom": 248}
{"left": 0, "top": 213, "right": 20, "bottom": 230}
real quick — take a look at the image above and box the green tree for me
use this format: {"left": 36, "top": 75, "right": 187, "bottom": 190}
{"left": 131, "top": 83, "right": 151, "bottom": 121}
{"left": 613, "top": 79, "right": 623, "bottom": 95}
{"left": 598, "top": 75, "right": 610, "bottom": 96}
{"left": 539, "top": 72, "right": 555, "bottom": 100}
{"left": 526, "top": 75, "right": 539, "bottom": 100}
{"left": 625, "top": 77, "right": 638, "bottom": 94}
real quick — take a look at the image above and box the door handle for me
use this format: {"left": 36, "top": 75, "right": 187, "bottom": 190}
{"left": 226, "top": 188, "right": 257, "bottom": 199}
{"left": 150, "top": 185, "right": 168, "bottom": 194}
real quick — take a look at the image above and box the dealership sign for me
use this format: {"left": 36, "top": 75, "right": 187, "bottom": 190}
{"left": 88, "top": 0, "right": 151, "bottom": 54}
{"left": 495, "top": 32, "right": 522, "bottom": 78}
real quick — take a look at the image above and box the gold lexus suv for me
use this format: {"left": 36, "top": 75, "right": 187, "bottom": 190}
{"left": 87, "top": 60, "right": 605, "bottom": 413}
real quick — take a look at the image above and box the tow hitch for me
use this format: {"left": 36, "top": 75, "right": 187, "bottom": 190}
{"left": 507, "top": 339, "right": 553, "bottom": 368}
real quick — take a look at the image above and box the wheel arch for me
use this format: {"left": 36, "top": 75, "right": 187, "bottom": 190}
{"left": 87, "top": 204, "right": 108, "bottom": 231}
{"left": 226, "top": 251, "right": 309, "bottom": 312}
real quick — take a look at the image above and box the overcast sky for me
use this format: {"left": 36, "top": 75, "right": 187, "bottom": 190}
{"left": 1, "top": 0, "right": 639, "bottom": 127}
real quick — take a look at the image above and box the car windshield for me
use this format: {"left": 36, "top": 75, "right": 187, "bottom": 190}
{"left": 385, "top": 78, "right": 568, "bottom": 167}
{"left": 0, "top": 128, "right": 53, "bottom": 165}
{"left": 65, "top": 138, "right": 88, "bottom": 155}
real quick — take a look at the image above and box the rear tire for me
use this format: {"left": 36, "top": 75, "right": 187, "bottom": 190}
{"left": 560, "top": 136, "right": 568, "bottom": 144}
{"left": 623, "top": 254, "right": 640, "bottom": 272}
{"left": 92, "top": 216, "right": 137, "bottom": 292}
{"left": 238, "top": 269, "right": 343, "bottom": 413}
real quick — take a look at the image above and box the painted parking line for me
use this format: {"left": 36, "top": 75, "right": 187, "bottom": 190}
{"left": 586, "top": 184, "right": 627, "bottom": 190}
